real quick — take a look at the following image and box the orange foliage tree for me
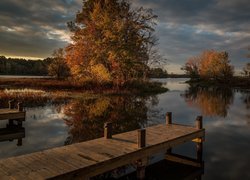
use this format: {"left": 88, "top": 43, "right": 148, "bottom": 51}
{"left": 66, "top": 0, "right": 157, "bottom": 86}
{"left": 183, "top": 50, "right": 234, "bottom": 82}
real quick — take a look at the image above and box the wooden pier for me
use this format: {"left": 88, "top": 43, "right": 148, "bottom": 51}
{"left": 0, "top": 100, "right": 25, "bottom": 126}
{"left": 0, "top": 113, "right": 205, "bottom": 180}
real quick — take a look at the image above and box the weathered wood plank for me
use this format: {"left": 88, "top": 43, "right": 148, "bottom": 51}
{"left": 0, "top": 111, "right": 25, "bottom": 121}
{"left": 0, "top": 123, "right": 205, "bottom": 180}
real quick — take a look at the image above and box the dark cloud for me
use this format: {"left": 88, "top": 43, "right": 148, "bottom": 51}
{"left": 133, "top": 0, "right": 250, "bottom": 73}
{"left": 0, "top": 0, "right": 249, "bottom": 72}
{"left": 0, "top": 0, "right": 82, "bottom": 58}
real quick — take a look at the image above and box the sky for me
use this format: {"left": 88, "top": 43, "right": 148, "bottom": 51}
{"left": 0, "top": 0, "right": 249, "bottom": 74}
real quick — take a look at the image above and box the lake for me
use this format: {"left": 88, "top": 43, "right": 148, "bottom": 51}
{"left": 0, "top": 78, "right": 250, "bottom": 179}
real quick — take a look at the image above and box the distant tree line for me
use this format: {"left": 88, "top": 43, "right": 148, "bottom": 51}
{"left": 148, "top": 68, "right": 168, "bottom": 78}
{"left": 0, "top": 56, "right": 51, "bottom": 76}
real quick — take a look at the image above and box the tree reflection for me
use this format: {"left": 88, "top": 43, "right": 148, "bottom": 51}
{"left": 182, "top": 86, "right": 234, "bottom": 117}
{"left": 62, "top": 95, "right": 157, "bottom": 145}
{"left": 241, "top": 92, "right": 250, "bottom": 124}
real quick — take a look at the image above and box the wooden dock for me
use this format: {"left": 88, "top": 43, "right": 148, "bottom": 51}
{"left": 0, "top": 101, "right": 25, "bottom": 125}
{"left": 0, "top": 113, "right": 205, "bottom": 180}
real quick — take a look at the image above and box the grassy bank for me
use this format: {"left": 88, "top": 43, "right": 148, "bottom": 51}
{"left": 0, "top": 78, "right": 167, "bottom": 106}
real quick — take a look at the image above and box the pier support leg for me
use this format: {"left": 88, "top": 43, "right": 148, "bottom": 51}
{"left": 166, "top": 112, "right": 172, "bottom": 153}
{"left": 136, "top": 129, "right": 147, "bottom": 179}
{"left": 136, "top": 158, "right": 148, "bottom": 180}
{"left": 17, "top": 138, "right": 22, "bottom": 146}
{"left": 196, "top": 116, "right": 204, "bottom": 167}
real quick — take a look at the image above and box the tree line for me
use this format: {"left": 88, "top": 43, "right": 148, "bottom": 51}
{"left": 0, "top": 56, "right": 52, "bottom": 76}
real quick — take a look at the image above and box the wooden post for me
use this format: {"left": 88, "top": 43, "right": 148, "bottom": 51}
{"left": 17, "top": 102, "right": 23, "bottom": 112}
{"left": 196, "top": 116, "right": 203, "bottom": 164}
{"left": 137, "top": 162, "right": 145, "bottom": 180}
{"left": 166, "top": 112, "right": 172, "bottom": 153}
{"left": 166, "top": 112, "right": 172, "bottom": 125}
{"left": 104, "top": 122, "right": 112, "bottom": 139}
{"left": 8, "top": 100, "right": 14, "bottom": 109}
{"left": 138, "top": 129, "right": 146, "bottom": 148}
{"left": 196, "top": 116, "right": 203, "bottom": 129}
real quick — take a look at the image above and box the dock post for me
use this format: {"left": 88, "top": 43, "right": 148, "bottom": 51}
{"left": 196, "top": 116, "right": 203, "bottom": 130}
{"left": 17, "top": 138, "right": 22, "bottom": 146}
{"left": 166, "top": 112, "right": 172, "bottom": 153}
{"left": 17, "top": 102, "right": 23, "bottom": 112}
{"left": 8, "top": 100, "right": 14, "bottom": 109}
{"left": 166, "top": 112, "right": 172, "bottom": 125}
{"left": 196, "top": 116, "right": 203, "bottom": 165}
{"left": 137, "top": 129, "right": 146, "bottom": 179}
{"left": 104, "top": 122, "right": 112, "bottom": 139}
{"left": 137, "top": 129, "right": 146, "bottom": 148}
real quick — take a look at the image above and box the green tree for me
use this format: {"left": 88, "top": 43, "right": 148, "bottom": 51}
{"left": 66, "top": 0, "right": 157, "bottom": 86}
{"left": 48, "top": 48, "right": 70, "bottom": 79}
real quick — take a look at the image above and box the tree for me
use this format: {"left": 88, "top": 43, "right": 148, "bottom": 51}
{"left": 66, "top": 0, "right": 157, "bottom": 85}
{"left": 181, "top": 57, "right": 200, "bottom": 79}
{"left": 48, "top": 48, "right": 70, "bottom": 79}
{"left": 243, "top": 63, "right": 250, "bottom": 77}
{"left": 183, "top": 50, "right": 234, "bottom": 82}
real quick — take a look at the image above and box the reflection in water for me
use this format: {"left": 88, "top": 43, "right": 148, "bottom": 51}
{"left": 62, "top": 95, "right": 157, "bottom": 145}
{"left": 0, "top": 122, "right": 25, "bottom": 146}
{"left": 182, "top": 86, "right": 234, "bottom": 117}
{"left": 242, "top": 92, "right": 250, "bottom": 124}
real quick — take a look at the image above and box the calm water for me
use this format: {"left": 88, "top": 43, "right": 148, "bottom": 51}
{"left": 0, "top": 78, "right": 250, "bottom": 179}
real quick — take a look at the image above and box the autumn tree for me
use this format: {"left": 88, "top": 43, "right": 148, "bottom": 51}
{"left": 66, "top": 0, "right": 157, "bottom": 85}
{"left": 183, "top": 50, "right": 234, "bottom": 82}
{"left": 181, "top": 57, "right": 200, "bottom": 79}
{"left": 243, "top": 63, "right": 250, "bottom": 77}
{"left": 243, "top": 47, "right": 250, "bottom": 77}
{"left": 48, "top": 48, "right": 70, "bottom": 79}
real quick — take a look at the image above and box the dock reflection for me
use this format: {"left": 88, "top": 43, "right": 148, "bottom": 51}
{"left": 0, "top": 122, "right": 25, "bottom": 146}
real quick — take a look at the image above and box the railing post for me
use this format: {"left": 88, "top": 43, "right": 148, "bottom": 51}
{"left": 8, "top": 100, "right": 14, "bottom": 109}
{"left": 104, "top": 122, "right": 112, "bottom": 139}
{"left": 137, "top": 129, "right": 146, "bottom": 148}
{"left": 17, "top": 102, "right": 23, "bottom": 112}
{"left": 166, "top": 112, "right": 172, "bottom": 125}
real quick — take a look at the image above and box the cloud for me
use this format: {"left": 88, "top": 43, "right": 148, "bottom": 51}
{"left": 134, "top": 0, "right": 250, "bottom": 72}
{"left": 0, "top": 0, "right": 249, "bottom": 72}
{"left": 0, "top": 0, "right": 82, "bottom": 58}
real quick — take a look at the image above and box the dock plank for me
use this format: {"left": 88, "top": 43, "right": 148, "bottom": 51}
{"left": 0, "top": 108, "right": 25, "bottom": 121}
{"left": 0, "top": 123, "right": 205, "bottom": 179}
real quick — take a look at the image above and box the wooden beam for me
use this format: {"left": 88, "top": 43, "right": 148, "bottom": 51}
{"left": 0, "top": 111, "right": 25, "bottom": 121}
{"left": 165, "top": 153, "right": 203, "bottom": 168}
